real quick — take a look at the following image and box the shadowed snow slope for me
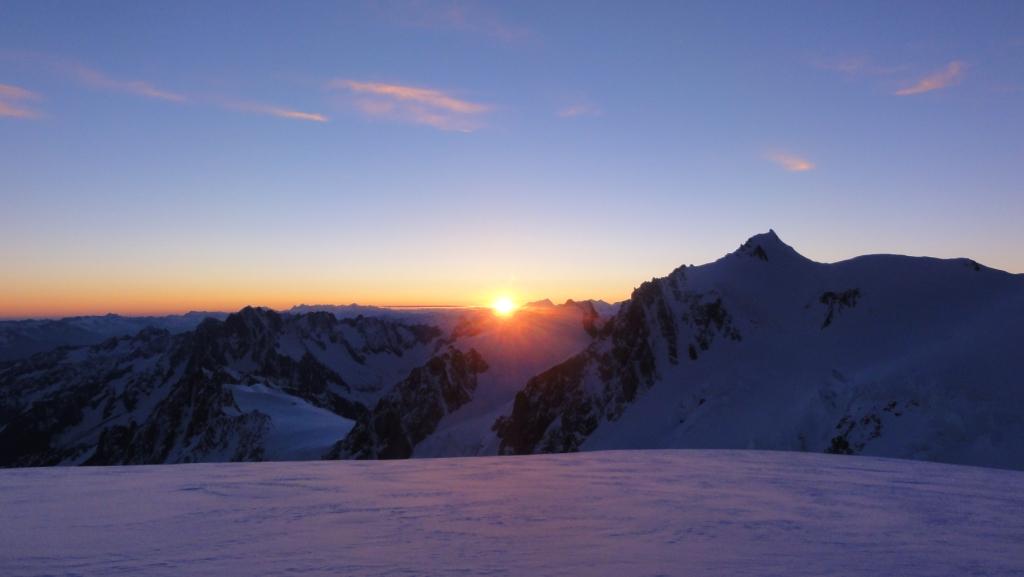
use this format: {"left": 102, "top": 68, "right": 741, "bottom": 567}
{"left": 227, "top": 383, "right": 355, "bottom": 460}
{"left": 1, "top": 450, "right": 1021, "bottom": 577}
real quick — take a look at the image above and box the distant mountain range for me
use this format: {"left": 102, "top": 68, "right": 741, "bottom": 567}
{"left": 0, "top": 311, "right": 229, "bottom": 362}
{"left": 1, "top": 231, "right": 1022, "bottom": 469}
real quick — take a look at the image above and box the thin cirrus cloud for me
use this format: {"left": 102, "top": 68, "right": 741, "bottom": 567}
{"left": 767, "top": 151, "right": 815, "bottom": 172}
{"left": 557, "top": 103, "right": 602, "bottom": 118}
{"left": 72, "top": 65, "right": 329, "bottom": 122}
{"left": 331, "top": 79, "right": 489, "bottom": 131}
{"left": 70, "top": 64, "right": 187, "bottom": 102}
{"left": 894, "top": 61, "right": 966, "bottom": 96}
{"left": 3, "top": 53, "right": 327, "bottom": 123}
{"left": 377, "top": 0, "right": 530, "bottom": 43}
{"left": 59, "top": 56, "right": 326, "bottom": 123}
{"left": 0, "top": 82, "right": 41, "bottom": 118}
{"left": 813, "top": 56, "right": 906, "bottom": 78}
{"left": 815, "top": 56, "right": 966, "bottom": 97}
{"left": 224, "top": 101, "right": 328, "bottom": 123}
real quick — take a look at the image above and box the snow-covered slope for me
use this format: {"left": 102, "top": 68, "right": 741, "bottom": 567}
{"left": 1, "top": 450, "right": 1021, "bottom": 577}
{"left": 494, "top": 231, "right": 1024, "bottom": 469}
{"left": 227, "top": 383, "right": 355, "bottom": 460}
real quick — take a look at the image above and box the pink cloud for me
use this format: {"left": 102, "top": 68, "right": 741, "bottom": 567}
{"left": 228, "top": 101, "right": 328, "bottom": 122}
{"left": 337, "top": 80, "right": 488, "bottom": 114}
{"left": 2, "top": 56, "right": 330, "bottom": 124}
{"left": 895, "top": 61, "right": 966, "bottom": 96}
{"left": 0, "top": 53, "right": 186, "bottom": 103}
{"left": 0, "top": 83, "right": 37, "bottom": 101}
{"left": 557, "top": 103, "right": 602, "bottom": 118}
{"left": 0, "top": 83, "right": 41, "bottom": 118}
{"left": 377, "top": 0, "right": 530, "bottom": 43}
{"left": 332, "top": 79, "right": 489, "bottom": 132}
{"left": 813, "top": 56, "right": 906, "bottom": 78}
{"left": 0, "top": 101, "right": 40, "bottom": 118}
{"left": 767, "top": 151, "right": 814, "bottom": 172}
{"left": 71, "top": 65, "right": 187, "bottom": 102}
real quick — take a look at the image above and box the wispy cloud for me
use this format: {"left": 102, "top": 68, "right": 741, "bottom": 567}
{"left": 0, "top": 83, "right": 41, "bottom": 118}
{"left": 813, "top": 56, "right": 905, "bottom": 78}
{"left": 0, "top": 101, "right": 40, "bottom": 119}
{"left": 894, "top": 61, "right": 966, "bottom": 96}
{"left": 2, "top": 53, "right": 331, "bottom": 125}
{"left": 557, "top": 103, "right": 602, "bottom": 118}
{"left": 815, "top": 56, "right": 967, "bottom": 97}
{"left": 767, "top": 151, "right": 814, "bottom": 172}
{"left": 331, "top": 79, "right": 489, "bottom": 131}
{"left": 74, "top": 63, "right": 327, "bottom": 122}
{"left": 339, "top": 80, "right": 487, "bottom": 113}
{"left": 0, "top": 83, "right": 37, "bottom": 101}
{"left": 377, "top": 0, "right": 530, "bottom": 43}
{"left": 225, "top": 101, "right": 328, "bottom": 122}
{"left": 0, "top": 53, "right": 186, "bottom": 103}
{"left": 70, "top": 64, "right": 187, "bottom": 102}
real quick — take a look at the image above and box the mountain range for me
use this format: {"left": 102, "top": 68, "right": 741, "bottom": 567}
{"left": 1, "top": 231, "right": 1021, "bottom": 469}
{"left": 0, "top": 311, "right": 229, "bottom": 362}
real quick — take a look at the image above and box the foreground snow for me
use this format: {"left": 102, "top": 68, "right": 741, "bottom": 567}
{"left": 1, "top": 451, "right": 1022, "bottom": 576}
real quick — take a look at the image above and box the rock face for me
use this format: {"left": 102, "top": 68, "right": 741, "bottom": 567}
{"left": 330, "top": 348, "right": 489, "bottom": 459}
{"left": 0, "top": 307, "right": 444, "bottom": 466}
{"left": 820, "top": 289, "right": 861, "bottom": 328}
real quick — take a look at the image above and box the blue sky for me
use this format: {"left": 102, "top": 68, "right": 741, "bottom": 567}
{"left": 1, "top": 1, "right": 1022, "bottom": 316}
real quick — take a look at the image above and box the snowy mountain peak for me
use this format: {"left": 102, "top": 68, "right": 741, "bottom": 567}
{"left": 732, "top": 229, "right": 809, "bottom": 264}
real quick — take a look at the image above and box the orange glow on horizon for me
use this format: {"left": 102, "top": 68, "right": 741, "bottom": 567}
{"left": 0, "top": 280, "right": 628, "bottom": 320}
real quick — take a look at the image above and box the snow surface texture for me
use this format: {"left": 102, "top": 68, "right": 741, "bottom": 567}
{"left": 1, "top": 450, "right": 1022, "bottom": 577}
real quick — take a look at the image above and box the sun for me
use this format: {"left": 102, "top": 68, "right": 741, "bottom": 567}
{"left": 491, "top": 297, "right": 518, "bottom": 317}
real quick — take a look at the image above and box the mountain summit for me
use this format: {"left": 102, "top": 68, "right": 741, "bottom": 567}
{"left": 731, "top": 229, "right": 810, "bottom": 263}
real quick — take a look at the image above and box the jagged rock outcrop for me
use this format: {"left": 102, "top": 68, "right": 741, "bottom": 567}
{"left": 329, "top": 348, "right": 489, "bottom": 459}
{"left": 820, "top": 289, "right": 861, "bottom": 328}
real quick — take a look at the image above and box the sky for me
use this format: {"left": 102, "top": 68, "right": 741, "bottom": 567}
{"left": 1, "top": 1, "right": 1022, "bottom": 317}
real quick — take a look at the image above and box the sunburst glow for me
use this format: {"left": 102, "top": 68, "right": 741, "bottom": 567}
{"left": 491, "top": 297, "right": 518, "bottom": 317}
